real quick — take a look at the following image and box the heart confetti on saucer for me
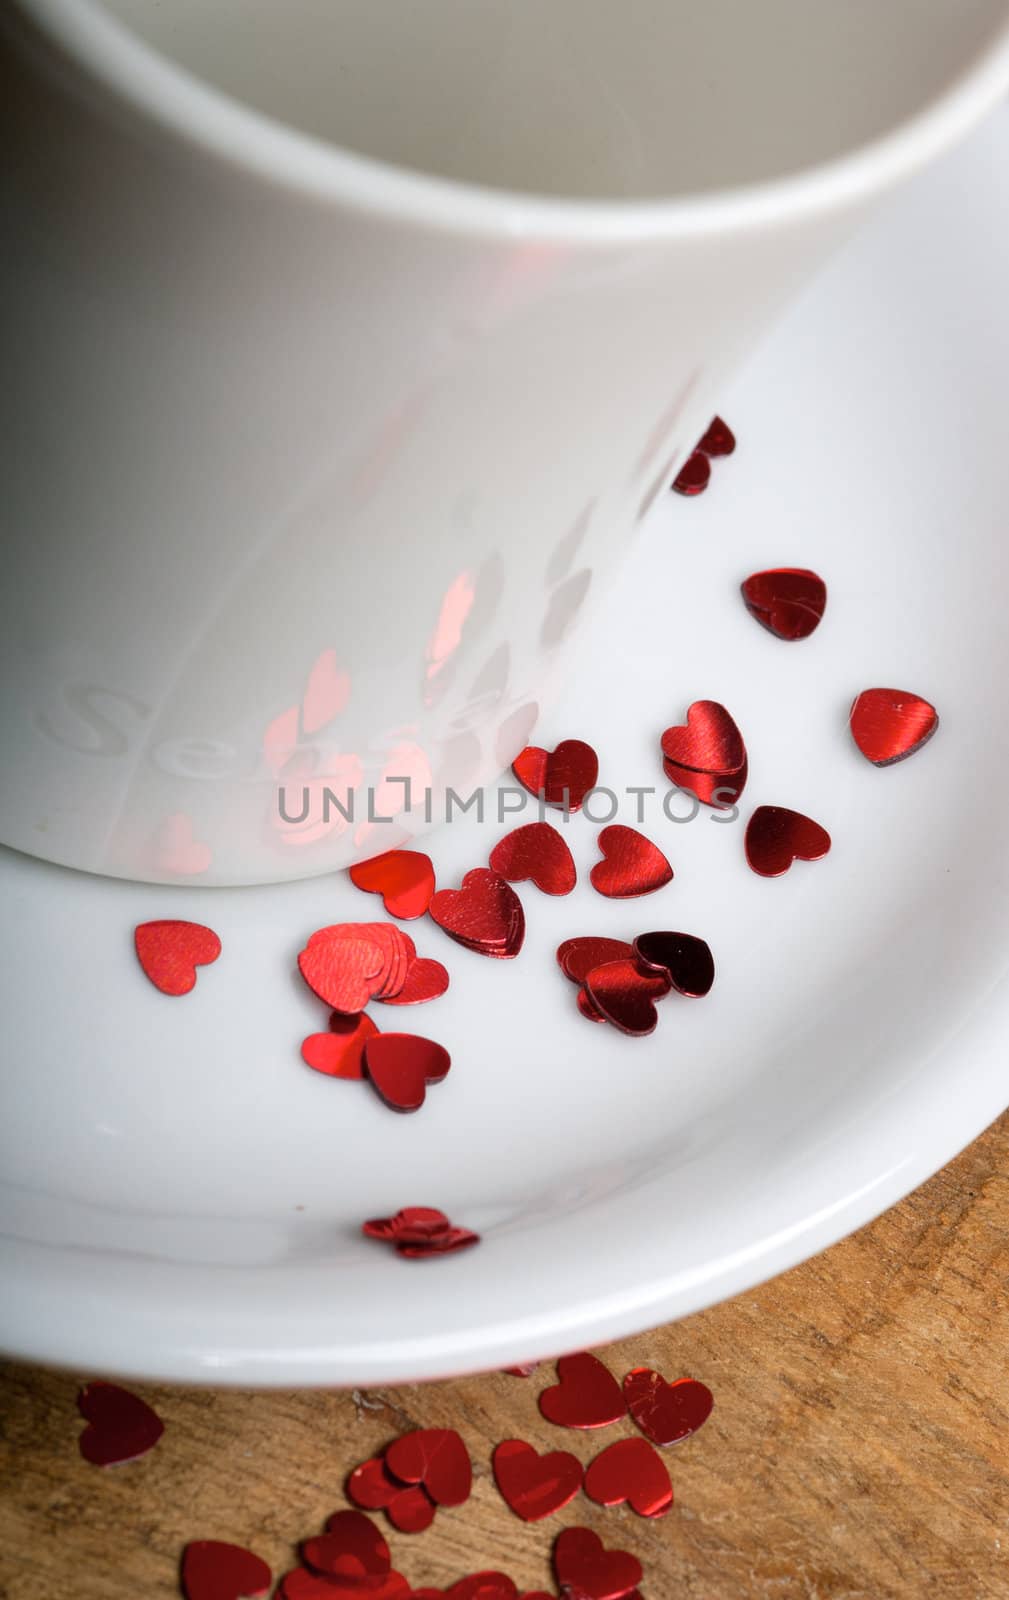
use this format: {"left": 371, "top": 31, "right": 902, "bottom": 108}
{"left": 302, "top": 1510, "right": 390, "bottom": 1585}
{"left": 301, "top": 1010, "right": 379, "bottom": 1079}
{"left": 362, "top": 1033, "right": 451, "bottom": 1113}
{"left": 586, "top": 960, "right": 672, "bottom": 1038}
{"left": 362, "top": 1206, "right": 480, "bottom": 1259}
{"left": 134, "top": 920, "right": 221, "bottom": 996}
{"left": 849, "top": 686, "right": 939, "bottom": 766}
{"left": 741, "top": 567, "right": 827, "bottom": 641}
{"left": 660, "top": 700, "right": 748, "bottom": 807}
{"left": 492, "top": 1439, "right": 583, "bottom": 1521}
{"left": 584, "top": 1437, "right": 673, "bottom": 1519}
{"left": 76, "top": 1380, "right": 164, "bottom": 1466}
{"left": 181, "top": 1540, "right": 272, "bottom": 1600}
{"left": 556, "top": 936, "right": 636, "bottom": 984}
{"left": 539, "top": 1352, "right": 627, "bottom": 1430}
{"left": 623, "top": 1368, "right": 714, "bottom": 1446}
{"left": 429, "top": 868, "right": 525, "bottom": 958}
{"left": 671, "top": 451, "right": 710, "bottom": 497}
{"left": 384, "top": 1428, "right": 473, "bottom": 1507}
{"left": 553, "top": 1526, "right": 643, "bottom": 1600}
{"left": 298, "top": 923, "right": 407, "bottom": 1012}
{"left": 350, "top": 849, "right": 437, "bottom": 920}
{"left": 697, "top": 415, "right": 736, "bottom": 457}
{"left": 632, "top": 931, "right": 715, "bottom": 998}
{"left": 489, "top": 821, "right": 577, "bottom": 896}
{"left": 744, "top": 805, "right": 831, "bottom": 877}
{"left": 589, "top": 825, "right": 673, "bottom": 899}
{"left": 511, "top": 739, "right": 599, "bottom": 811}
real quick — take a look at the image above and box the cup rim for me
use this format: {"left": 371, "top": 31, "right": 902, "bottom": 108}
{"left": 14, "top": 0, "right": 1009, "bottom": 240}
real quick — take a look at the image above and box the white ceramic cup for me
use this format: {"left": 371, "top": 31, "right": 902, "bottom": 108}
{"left": 4, "top": 0, "right": 1009, "bottom": 886}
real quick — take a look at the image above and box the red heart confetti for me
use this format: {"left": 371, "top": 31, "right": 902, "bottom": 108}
{"left": 741, "top": 567, "right": 826, "bottom": 641}
{"left": 489, "top": 822, "right": 577, "bottom": 896}
{"left": 347, "top": 1455, "right": 404, "bottom": 1509}
{"left": 362, "top": 1033, "right": 451, "bottom": 1114}
{"left": 539, "top": 1352, "right": 627, "bottom": 1430}
{"left": 384, "top": 1428, "right": 473, "bottom": 1507}
{"left": 660, "top": 700, "right": 747, "bottom": 807}
{"left": 363, "top": 1207, "right": 454, "bottom": 1244}
{"left": 671, "top": 450, "right": 710, "bottom": 496}
{"left": 744, "top": 805, "right": 831, "bottom": 877}
{"left": 386, "top": 1484, "right": 438, "bottom": 1533}
{"left": 297, "top": 928, "right": 388, "bottom": 1013}
{"left": 447, "top": 1577, "right": 518, "bottom": 1600}
{"left": 553, "top": 1526, "right": 643, "bottom": 1600}
{"left": 278, "top": 1571, "right": 409, "bottom": 1600}
{"left": 396, "top": 1227, "right": 480, "bottom": 1259}
{"left": 301, "top": 1011, "right": 379, "bottom": 1079}
{"left": 511, "top": 739, "right": 599, "bottom": 811}
{"left": 303, "top": 1511, "right": 389, "bottom": 1584}
{"left": 632, "top": 932, "right": 714, "bottom": 998}
{"left": 585, "top": 959, "right": 672, "bottom": 1038}
{"left": 181, "top": 1541, "right": 271, "bottom": 1600}
{"left": 556, "top": 937, "right": 635, "bottom": 985}
{"left": 350, "top": 850, "right": 437, "bottom": 920}
{"left": 623, "top": 1368, "right": 714, "bottom": 1446}
{"left": 849, "top": 686, "right": 939, "bottom": 766}
{"left": 697, "top": 415, "right": 736, "bottom": 457}
{"left": 429, "top": 869, "right": 525, "bottom": 959}
{"left": 76, "top": 1381, "right": 164, "bottom": 1466}
{"left": 584, "top": 1437, "right": 673, "bottom": 1519}
{"left": 589, "top": 825, "right": 673, "bottom": 900}
{"left": 576, "top": 986, "right": 607, "bottom": 1023}
{"left": 134, "top": 920, "right": 221, "bottom": 997}
{"left": 381, "top": 955, "right": 450, "bottom": 1007}
{"left": 493, "top": 1438, "right": 583, "bottom": 1521}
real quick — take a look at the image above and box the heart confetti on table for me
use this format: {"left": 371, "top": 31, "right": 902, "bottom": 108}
{"left": 384, "top": 1428, "right": 473, "bottom": 1507}
{"left": 511, "top": 738, "right": 599, "bottom": 811}
{"left": 589, "top": 825, "right": 673, "bottom": 899}
{"left": 278, "top": 1564, "right": 410, "bottom": 1599}
{"left": 492, "top": 1438, "right": 584, "bottom": 1521}
{"left": 849, "top": 686, "right": 939, "bottom": 766}
{"left": 301, "top": 1010, "right": 379, "bottom": 1079}
{"left": 362, "top": 1033, "right": 451, "bottom": 1113}
{"left": 180, "top": 1540, "right": 271, "bottom": 1600}
{"left": 585, "top": 959, "right": 672, "bottom": 1037}
{"left": 697, "top": 415, "right": 736, "bottom": 457}
{"left": 744, "top": 805, "right": 832, "bottom": 878}
{"left": 553, "top": 1526, "right": 643, "bottom": 1600}
{"left": 671, "top": 451, "right": 710, "bottom": 497}
{"left": 347, "top": 1455, "right": 436, "bottom": 1532}
{"left": 741, "top": 566, "right": 827, "bottom": 640}
{"left": 76, "top": 1380, "right": 164, "bottom": 1467}
{"left": 489, "top": 822, "right": 577, "bottom": 896}
{"left": 660, "top": 700, "right": 748, "bottom": 807}
{"left": 623, "top": 1368, "right": 714, "bottom": 1446}
{"left": 556, "top": 936, "right": 636, "bottom": 985}
{"left": 632, "top": 931, "right": 715, "bottom": 997}
{"left": 381, "top": 955, "right": 451, "bottom": 1007}
{"left": 302, "top": 1510, "right": 390, "bottom": 1584}
{"left": 583, "top": 1436, "right": 673, "bottom": 1519}
{"left": 134, "top": 920, "right": 221, "bottom": 997}
{"left": 350, "top": 849, "right": 437, "bottom": 920}
{"left": 297, "top": 925, "right": 398, "bottom": 1013}
{"left": 429, "top": 868, "right": 525, "bottom": 958}
{"left": 539, "top": 1352, "right": 627, "bottom": 1430}
{"left": 363, "top": 1207, "right": 480, "bottom": 1260}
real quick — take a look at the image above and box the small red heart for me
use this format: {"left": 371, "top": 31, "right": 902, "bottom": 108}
{"left": 556, "top": 937, "right": 635, "bottom": 985}
{"left": 298, "top": 929, "right": 387, "bottom": 1013}
{"left": 741, "top": 567, "right": 826, "bottom": 641}
{"left": 576, "top": 986, "right": 607, "bottom": 1023}
{"left": 77, "top": 1381, "right": 164, "bottom": 1466}
{"left": 671, "top": 451, "right": 710, "bottom": 496}
{"left": 278, "top": 1571, "right": 409, "bottom": 1600}
{"left": 697, "top": 415, "right": 736, "bottom": 457}
{"left": 850, "top": 686, "right": 939, "bottom": 766}
{"left": 385, "top": 1483, "right": 437, "bottom": 1532}
{"left": 585, "top": 960, "right": 672, "bottom": 1037}
{"left": 303, "top": 1511, "right": 389, "bottom": 1584}
{"left": 511, "top": 739, "right": 599, "bottom": 811}
{"left": 181, "top": 1541, "right": 271, "bottom": 1600}
{"left": 538, "top": 1352, "right": 627, "bottom": 1430}
{"left": 493, "top": 1438, "right": 583, "bottom": 1521}
{"left": 660, "top": 701, "right": 747, "bottom": 807}
{"left": 134, "top": 921, "right": 221, "bottom": 997}
{"left": 623, "top": 1368, "right": 714, "bottom": 1446}
{"left": 448, "top": 1577, "right": 518, "bottom": 1600}
{"left": 362, "top": 1033, "right": 451, "bottom": 1113}
{"left": 632, "top": 932, "right": 714, "bottom": 998}
{"left": 584, "top": 1437, "right": 673, "bottom": 1519}
{"left": 384, "top": 1428, "right": 472, "bottom": 1507}
{"left": 744, "top": 805, "right": 831, "bottom": 877}
{"left": 350, "top": 850, "right": 437, "bottom": 920}
{"left": 589, "top": 826, "right": 672, "bottom": 899}
{"left": 362, "top": 1207, "right": 452, "bottom": 1244}
{"left": 348, "top": 1454, "right": 404, "bottom": 1509}
{"left": 380, "top": 956, "right": 450, "bottom": 1007}
{"left": 490, "top": 822, "right": 577, "bottom": 896}
{"left": 396, "top": 1226, "right": 480, "bottom": 1259}
{"left": 301, "top": 1011, "right": 379, "bottom": 1079}
{"left": 429, "top": 868, "right": 525, "bottom": 958}
{"left": 553, "top": 1526, "right": 642, "bottom": 1600}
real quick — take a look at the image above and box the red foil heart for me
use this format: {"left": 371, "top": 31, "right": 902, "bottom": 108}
{"left": 134, "top": 921, "right": 221, "bottom": 997}
{"left": 362, "top": 1033, "right": 451, "bottom": 1113}
{"left": 181, "top": 1541, "right": 271, "bottom": 1600}
{"left": 849, "top": 687, "right": 939, "bottom": 766}
{"left": 448, "top": 1577, "right": 518, "bottom": 1600}
{"left": 298, "top": 929, "right": 387, "bottom": 1013}
{"left": 539, "top": 1352, "right": 627, "bottom": 1429}
{"left": 697, "top": 415, "right": 736, "bottom": 457}
{"left": 350, "top": 850, "right": 437, "bottom": 920}
{"left": 77, "top": 1381, "right": 164, "bottom": 1466}
{"left": 278, "top": 1571, "right": 409, "bottom": 1600}
{"left": 553, "top": 1527, "right": 643, "bottom": 1600}
{"left": 584, "top": 1437, "right": 673, "bottom": 1519}
{"left": 557, "top": 937, "right": 635, "bottom": 985}
{"left": 660, "top": 700, "right": 747, "bottom": 807}
{"left": 301, "top": 1011, "right": 379, "bottom": 1079}
{"left": 348, "top": 1455, "right": 404, "bottom": 1509}
{"left": 493, "top": 1438, "right": 584, "bottom": 1521}
{"left": 671, "top": 451, "right": 710, "bottom": 496}
{"left": 741, "top": 567, "right": 826, "bottom": 641}
{"left": 623, "top": 1368, "right": 714, "bottom": 1446}
{"left": 511, "top": 739, "right": 599, "bottom": 811}
{"left": 362, "top": 1207, "right": 453, "bottom": 1244}
{"left": 744, "top": 805, "right": 831, "bottom": 877}
{"left": 380, "top": 956, "right": 450, "bottom": 1006}
{"left": 632, "top": 932, "right": 714, "bottom": 998}
{"left": 489, "top": 822, "right": 577, "bottom": 896}
{"left": 585, "top": 960, "right": 672, "bottom": 1037}
{"left": 576, "top": 986, "right": 607, "bottom": 1023}
{"left": 384, "top": 1428, "right": 472, "bottom": 1506}
{"left": 304, "top": 1511, "right": 389, "bottom": 1584}
{"left": 396, "top": 1227, "right": 480, "bottom": 1259}
{"left": 386, "top": 1483, "right": 437, "bottom": 1532}
{"left": 429, "top": 869, "right": 525, "bottom": 958}
{"left": 589, "top": 825, "right": 673, "bottom": 899}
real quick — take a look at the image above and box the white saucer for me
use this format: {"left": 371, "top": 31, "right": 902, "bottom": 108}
{"left": 4, "top": 110, "right": 1009, "bottom": 1387}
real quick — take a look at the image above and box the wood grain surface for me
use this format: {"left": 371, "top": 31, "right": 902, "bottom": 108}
{"left": 1, "top": 1111, "right": 1007, "bottom": 1600}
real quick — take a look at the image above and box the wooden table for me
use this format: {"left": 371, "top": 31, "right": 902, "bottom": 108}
{"left": 2, "top": 1111, "right": 1007, "bottom": 1599}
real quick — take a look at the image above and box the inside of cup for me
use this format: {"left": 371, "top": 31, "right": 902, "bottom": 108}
{"left": 94, "top": 0, "right": 1008, "bottom": 200}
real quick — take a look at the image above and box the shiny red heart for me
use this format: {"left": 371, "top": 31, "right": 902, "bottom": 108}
{"left": 396, "top": 1226, "right": 480, "bottom": 1259}
{"left": 278, "top": 1570, "right": 409, "bottom": 1600}
{"left": 181, "top": 1541, "right": 271, "bottom": 1600}
{"left": 632, "top": 932, "right": 714, "bottom": 998}
{"left": 557, "top": 937, "right": 635, "bottom": 985}
{"left": 134, "top": 920, "right": 221, "bottom": 997}
{"left": 849, "top": 686, "right": 939, "bottom": 766}
{"left": 585, "top": 960, "right": 672, "bottom": 1037}
{"left": 493, "top": 1438, "right": 583, "bottom": 1521}
{"left": 303, "top": 1511, "right": 389, "bottom": 1585}
{"left": 362, "top": 1207, "right": 453, "bottom": 1244}
{"left": 576, "top": 986, "right": 607, "bottom": 1023}
{"left": 553, "top": 1526, "right": 643, "bottom": 1600}
{"left": 301, "top": 1011, "right": 379, "bottom": 1079}
{"left": 623, "top": 1368, "right": 714, "bottom": 1446}
{"left": 350, "top": 849, "right": 437, "bottom": 920}
{"left": 744, "top": 805, "right": 831, "bottom": 877}
{"left": 348, "top": 1454, "right": 404, "bottom": 1509}
{"left": 380, "top": 956, "right": 450, "bottom": 1007}
{"left": 511, "top": 739, "right": 599, "bottom": 811}
{"left": 741, "top": 567, "right": 826, "bottom": 641}
{"left": 660, "top": 701, "right": 747, "bottom": 807}
{"left": 384, "top": 1428, "right": 472, "bottom": 1506}
{"left": 589, "top": 825, "right": 672, "bottom": 899}
{"left": 538, "top": 1352, "right": 627, "bottom": 1429}
{"left": 490, "top": 822, "right": 576, "bottom": 896}
{"left": 429, "top": 868, "right": 525, "bottom": 958}
{"left": 298, "top": 929, "right": 387, "bottom": 1013}
{"left": 362, "top": 1033, "right": 451, "bottom": 1113}
{"left": 671, "top": 450, "right": 710, "bottom": 496}
{"left": 448, "top": 1577, "right": 518, "bottom": 1600}
{"left": 386, "top": 1484, "right": 438, "bottom": 1532}
{"left": 697, "top": 415, "right": 736, "bottom": 457}
{"left": 76, "top": 1381, "right": 164, "bottom": 1466}
{"left": 584, "top": 1437, "right": 673, "bottom": 1519}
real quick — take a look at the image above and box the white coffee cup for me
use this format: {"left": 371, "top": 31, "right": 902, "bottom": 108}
{"left": 3, "top": 0, "right": 1009, "bottom": 885}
